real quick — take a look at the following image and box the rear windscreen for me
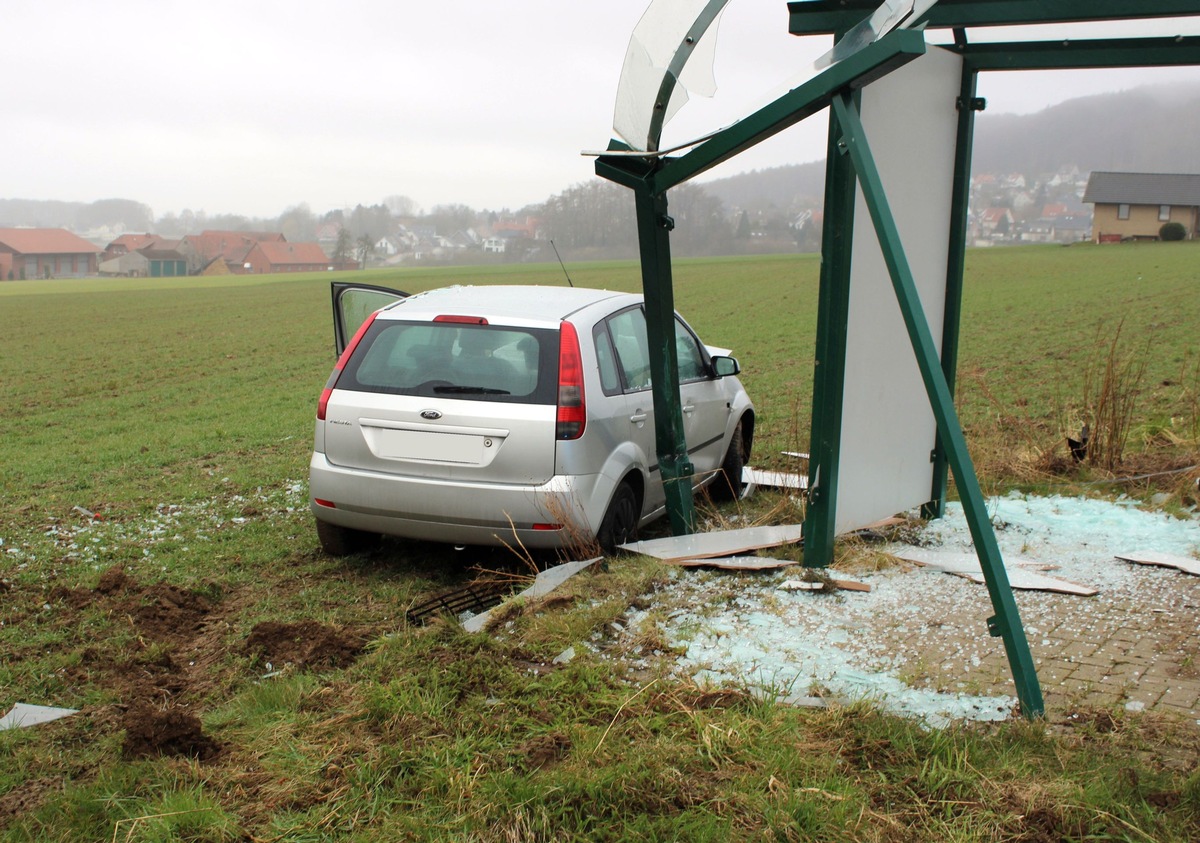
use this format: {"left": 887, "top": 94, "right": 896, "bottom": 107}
{"left": 341, "top": 321, "right": 559, "bottom": 404}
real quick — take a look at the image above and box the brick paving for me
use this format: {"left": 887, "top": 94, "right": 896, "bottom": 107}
{"left": 881, "top": 564, "right": 1200, "bottom": 720}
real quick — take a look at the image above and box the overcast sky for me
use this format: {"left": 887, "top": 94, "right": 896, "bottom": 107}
{"left": 6, "top": 1, "right": 1200, "bottom": 219}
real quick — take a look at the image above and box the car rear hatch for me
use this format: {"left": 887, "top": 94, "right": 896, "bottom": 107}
{"left": 322, "top": 316, "right": 561, "bottom": 485}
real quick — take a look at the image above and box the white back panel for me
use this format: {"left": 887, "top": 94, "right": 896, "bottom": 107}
{"left": 834, "top": 46, "right": 964, "bottom": 534}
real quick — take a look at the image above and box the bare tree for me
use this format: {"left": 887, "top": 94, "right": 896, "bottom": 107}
{"left": 332, "top": 228, "right": 354, "bottom": 265}
{"left": 384, "top": 195, "right": 419, "bottom": 217}
{"left": 277, "top": 203, "right": 317, "bottom": 242}
{"left": 356, "top": 234, "right": 375, "bottom": 269}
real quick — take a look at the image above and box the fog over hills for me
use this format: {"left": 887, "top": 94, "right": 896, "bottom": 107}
{"left": 701, "top": 82, "right": 1200, "bottom": 213}
{"left": 2, "top": 83, "right": 1197, "bottom": 241}
{"left": 972, "top": 84, "right": 1200, "bottom": 176}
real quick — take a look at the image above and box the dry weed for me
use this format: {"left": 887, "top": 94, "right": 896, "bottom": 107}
{"left": 1080, "top": 320, "right": 1149, "bottom": 471}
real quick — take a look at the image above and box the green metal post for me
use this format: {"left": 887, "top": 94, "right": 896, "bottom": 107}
{"left": 789, "top": 1, "right": 1200, "bottom": 35}
{"left": 925, "top": 32, "right": 979, "bottom": 519}
{"left": 633, "top": 184, "right": 697, "bottom": 535}
{"left": 831, "top": 92, "right": 1043, "bottom": 718}
{"left": 802, "top": 99, "right": 858, "bottom": 569}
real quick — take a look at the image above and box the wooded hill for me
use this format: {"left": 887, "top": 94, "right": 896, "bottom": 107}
{"left": 701, "top": 82, "right": 1200, "bottom": 214}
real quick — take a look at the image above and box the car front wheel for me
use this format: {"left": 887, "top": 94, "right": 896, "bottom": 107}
{"left": 711, "top": 419, "right": 748, "bottom": 501}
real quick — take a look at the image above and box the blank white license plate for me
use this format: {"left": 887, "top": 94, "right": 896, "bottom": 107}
{"left": 374, "top": 429, "right": 485, "bottom": 464}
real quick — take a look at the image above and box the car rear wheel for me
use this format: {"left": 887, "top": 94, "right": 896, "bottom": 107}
{"left": 711, "top": 419, "right": 747, "bottom": 501}
{"left": 315, "top": 518, "right": 379, "bottom": 556}
{"left": 597, "top": 481, "right": 639, "bottom": 554}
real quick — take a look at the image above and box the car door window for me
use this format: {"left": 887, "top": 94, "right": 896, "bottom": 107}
{"left": 331, "top": 283, "right": 409, "bottom": 355}
{"left": 606, "top": 308, "right": 713, "bottom": 391}
{"left": 592, "top": 323, "right": 623, "bottom": 395}
{"left": 674, "top": 318, "right": 709, "bottom": 383}
{"left": 608, "top": 307, "right": 652, "bottom": 392}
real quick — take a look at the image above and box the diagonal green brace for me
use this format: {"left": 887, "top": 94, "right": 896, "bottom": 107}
{"left": 633, "top": 184, "right": 697, "bottom": 536}
{"left": 831, "top": 92, "right": 1044, "bottom": 719}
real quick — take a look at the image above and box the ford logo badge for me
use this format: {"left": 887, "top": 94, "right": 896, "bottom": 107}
{"left": 420, "top": 409, "right": 443, "bottom": 420}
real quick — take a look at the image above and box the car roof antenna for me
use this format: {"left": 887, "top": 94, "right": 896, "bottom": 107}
{"left": 550, "top": 240, "right": 574, "bottom": 287}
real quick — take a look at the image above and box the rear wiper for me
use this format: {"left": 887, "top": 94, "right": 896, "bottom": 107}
{"left": 433, "top": 385, "right": 511, "bottom": 395}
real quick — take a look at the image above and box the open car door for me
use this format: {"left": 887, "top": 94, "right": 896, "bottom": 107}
{"left": 331, "top": 282, "right": 409, "bottom": 355}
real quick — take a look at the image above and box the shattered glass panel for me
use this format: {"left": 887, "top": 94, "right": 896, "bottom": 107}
{"left": 815, "top": 0, "right": 940, "bottom": 69}
{"left": 612, "top": 0, "right": 729, "bottom": 151}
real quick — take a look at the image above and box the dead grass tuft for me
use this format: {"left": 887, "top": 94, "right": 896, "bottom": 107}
{"left": 1080, "top": 320, "right": 1149, "bottom": 471}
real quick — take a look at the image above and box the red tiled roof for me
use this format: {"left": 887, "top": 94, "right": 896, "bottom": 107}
{"left": 0, "top": 228, "right": 99, "bottom": 255}
{"left": 183, "top": 231, "right": 272, "bottom": 264}
{"left": 254, "top": 241, "right": 328, "bottom": 265}
{"left": 199, "top": 230, "right": 284, "bottom": 242}
{"left": 107, "top": 233, "right": 159, "bottom": 252}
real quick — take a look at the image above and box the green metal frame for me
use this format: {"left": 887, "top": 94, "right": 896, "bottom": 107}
{"left": 829, "top": 90, "right": 1043, "bottom": 717}
{"left": 596, "top": 31, "right": 928, "bottom": 542}
{"left": 598, "top": 31, "right": 927, "bottom": 193}
{"left": 960, "top": 36, "right": 1200, "bottom": 70}
{"left": 924, "top": 29, "right": 978, "bottom": 519}
{"left": 596, "top": 1, "right": 1200, "bottom": 721}
{"left": 788, "top": 0, "right": 1200, "bottom": 34}
{"left": 800, "top": 95, "right": 859, "bottom": 569}
{"left": 634, "top": 186, "right": 698, "bottom": 535}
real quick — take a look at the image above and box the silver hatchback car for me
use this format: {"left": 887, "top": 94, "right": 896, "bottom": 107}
{"left": 310, "top": 283, "right": 754, "bottom": 554}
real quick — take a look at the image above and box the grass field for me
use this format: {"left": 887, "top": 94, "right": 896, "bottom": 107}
{"left": 1, "top": 245, "right": 1198, "bottom": 840}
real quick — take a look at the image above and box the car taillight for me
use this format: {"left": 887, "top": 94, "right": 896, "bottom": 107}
{"left": 434, "top": 314, "right": 488, "bottom": 324}
{"left": 556, "top": 321, "right": 585, "bottom": 440}
{"left": 317, "top": 312, "right": 377, "bottom": 421}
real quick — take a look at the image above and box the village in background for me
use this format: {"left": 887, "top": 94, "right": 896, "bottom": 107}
{"left": 2, "top": 83, "right": 1198, "bottom": 280}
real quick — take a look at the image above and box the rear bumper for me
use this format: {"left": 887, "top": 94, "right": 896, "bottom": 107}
{"left": 309, "top": 451, "right": 606, "bottom": 549}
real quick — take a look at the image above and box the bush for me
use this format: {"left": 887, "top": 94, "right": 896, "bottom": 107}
{"left": 1160, "top": 221, "right": 1187, "bottom": 241}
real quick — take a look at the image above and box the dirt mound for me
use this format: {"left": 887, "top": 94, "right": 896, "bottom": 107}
{"left": 39, "top": 567, "right": 223, "bottom": 706}
{"left": 47, "top": 584, "right": 94, "bottom": 610}
{"left": 244, "top": 621, "right": 367, "bottom": 669}
{"left": 125, "top": 583, "right": 214, "bottom": 641}
{"left": 121, "top": 701, "right": 221, "bottom": 760}
{"left": 95, "top": 565, "right": 134, "bottom": 594}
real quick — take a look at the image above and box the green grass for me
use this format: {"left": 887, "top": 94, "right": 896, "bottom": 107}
{"left": 1, "top": 247, "right": 1199, "bottom": 841}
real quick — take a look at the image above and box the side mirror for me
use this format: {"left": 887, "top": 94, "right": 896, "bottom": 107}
{"left": 712, "top": 355, "right": 740, "bottom": 377}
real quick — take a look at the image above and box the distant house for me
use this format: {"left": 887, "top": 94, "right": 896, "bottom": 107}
{"left": 103, "top": 233, "right": 161, "bottom": 259}
{"left": 1018, "top": 220, "right": 1054, "bottom": 244}
{"left": 978, "top": 207, "right": 1015, "bottom": 240}
{"left": 1052, "top": 215, "right": 1091, "bottom": 244}
{"left": 315, "top": 222, "right": 343, "bottom": 244}
{"left": 243, "top": 241, "right": 329, "bottom": 273}
{"left": 99, "top": 239, "right": 188, "bottom": 277}
{"left": 141, "top": 245, "right": 188, "bottom": 277}
{"left": 0, "top": 228, "right": 99, "bottom": 279}
{"left": 448, "top": 230, "right": 478, "bottom": 250}
{"left": 492, "top": 216, "right": 542, "bottom": 240}
{"left": 99, "top": 251, "right": 150, "bottom": 277}
{"left": 1084, "top": 171, "right": 1200, "bottom": 242}
{"left": 178, "top": 230, "right": 286, "bottom": 274}
{"left": 374, "top": 235, "right": 404, "bottom": 257}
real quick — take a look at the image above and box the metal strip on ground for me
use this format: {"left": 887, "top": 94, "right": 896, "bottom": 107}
{"left": 1115, "top": 550, "right": 1200, "bottom": 577}
{"left": 619, "top": 524, "right": 804, "bottom": 561}
{"left": 889, "top": 546, "right": 1098, "bottom": 596}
